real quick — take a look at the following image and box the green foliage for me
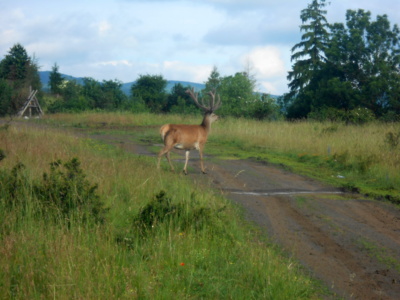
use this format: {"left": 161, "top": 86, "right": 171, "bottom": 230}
{"left": 345, "top": 107, "right": 376, "bottom": 124}
{"left": 217, "top": 72, "right": 255, "bottom": 117}
{"left": 34, "top": 158, "right": 108, "bottom": 223}
{"left": 166, "top": 83, "right": 198, "bottom": 114}
{"left": 0, "top": 158, "right": 107, "bottom": 224}
{"left": 0, "top": 162, "right": 28, "bottom": 209}
{"left": 0, "top": 44, "right": 42, "bottom": 116}
{"left": 126, "top": 190, "right": 214, "bottom": 240}
{"left": 0, "top": 43, "right": 30, "bottom": 81}
{"left": 81, "top": 77, "right": 102, "bottom": 108}
{"left": 308, "top": 106, "right": 346, "bottom": 122}
{"left": 131, "top": 74, "right": 167, "bottom": 113}
{"left": 47, "top": 78, "right": 128, "bottom": 112}
{"left": 169, "top": 96, "right": 199, "bottom": 114}
{"left": 204, "top": 65, "right": 221, "bottom": 92}
{"left": 287, "top": 0, "right": 330, "bottom": 95}
{"left": 0, "top": 79, "right": 13, "bottom": 116}
{"left": 49, "top": 63, "right": 64, "bottom": 95}
{"left": 121, "top": 97, "right": 150, "bottom": 113}
{"left": 308, "top": 106, "right": 375, "bottom": 124}
{"left": 285, "top": 1, "right": 400, "bottom": 121}
{"left": 99, "top": 79, "right": 127, "bottom": 109}
{"left": 243, "top": 94, "right": 282, "bottom": 120}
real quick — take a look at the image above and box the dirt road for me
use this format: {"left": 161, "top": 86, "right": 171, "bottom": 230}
{"left": 88, "top": 131, "right": 400, "bottom": 300}
{"left": 206, "top": 159, "right": 400, "bottom": 300}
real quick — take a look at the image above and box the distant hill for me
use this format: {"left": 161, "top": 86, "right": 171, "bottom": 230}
{"left": 39, "top": 71, "right": 85, "bottom": 90}
{"left": 39, "top": 71, "right": 205, "bottom": 95}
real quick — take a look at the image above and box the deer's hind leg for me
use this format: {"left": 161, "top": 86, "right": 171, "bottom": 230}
{"left": 157, "top": 146, "right": 175, "bottom": 171}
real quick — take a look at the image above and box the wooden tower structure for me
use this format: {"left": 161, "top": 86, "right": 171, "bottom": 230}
{"left": 17, "top": 88, "right": 44, "bottom": 118}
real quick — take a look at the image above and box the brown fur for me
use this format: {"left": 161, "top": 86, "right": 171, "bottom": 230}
{"left": 157, "top": 112, "right": 218, "bottom": 174}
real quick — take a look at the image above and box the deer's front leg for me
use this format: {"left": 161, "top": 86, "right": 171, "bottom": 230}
{"left": 199, "top": 149, "right": 206, "bottom": 174}
{"left": 183, "top": 150, "right": 190, "bottom": 175}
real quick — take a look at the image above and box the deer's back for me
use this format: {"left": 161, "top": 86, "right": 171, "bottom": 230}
{"left": 160, "top": 124, "right": 207, "bottom": 147}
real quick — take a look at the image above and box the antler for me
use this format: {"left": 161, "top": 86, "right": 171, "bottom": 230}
{"left": 207, "top": 90, "right": 221, "bottom": 112}
{"left": 186, "top": 88, "right": 221, "bottom": 113}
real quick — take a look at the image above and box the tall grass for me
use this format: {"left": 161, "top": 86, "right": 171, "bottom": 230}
{"left": 33, "top": 112, "right": 400, "bottom": 200}
{"left": 37, "top": 111, "right": 200, "bottom": 128}
{"left": 0, "top": 121, "right": 318, "bottom": 299}
{"left": 211, "top": 118, "right": 400, "bottom": 200}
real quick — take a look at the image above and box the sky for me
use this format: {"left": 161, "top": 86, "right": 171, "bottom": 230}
{"left": 1, "top": 0, "right": 399, "bottom": 95}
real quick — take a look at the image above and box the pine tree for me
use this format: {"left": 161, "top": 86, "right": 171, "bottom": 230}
{"left": 287, "top": 0, "right": 330, "bottom": 95}
{"left": 0, "top": 44, "right": 41, "bottom": 116}
{"left": 49, "top": 63, "right": 64, "bottom": 95}
{"left": 0, "top": 43, "right": 30, "bottom": 81}
{"left": 204, "top": 66, "right": 221, "bottom": 92}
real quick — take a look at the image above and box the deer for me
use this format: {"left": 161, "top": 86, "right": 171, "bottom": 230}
{"left": 157, "top": 88, "right": 221, "bottom": 175}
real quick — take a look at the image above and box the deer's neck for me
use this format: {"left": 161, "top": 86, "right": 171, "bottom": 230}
{"left": 201, "top": 113, "right": 212, "bottom": 132}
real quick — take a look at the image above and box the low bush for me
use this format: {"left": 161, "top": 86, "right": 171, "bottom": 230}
{"left": 0, "top": 157, "right": 108, "bottom": 225}
{"left": 118, "top": 190, "right": 217, "bottom": 246}
{"left": 308, "top": 106, "right": 375, "bottom": 124}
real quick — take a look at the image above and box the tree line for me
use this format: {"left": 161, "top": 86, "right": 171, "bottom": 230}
{"left": 0, "top": 45, "right": 279, "bottom": 120}
{"left": 282, "top": 0, "right": 400, "bottom": 122}
{"left": 1, "top": 0, "right": 399, "bottom": 122}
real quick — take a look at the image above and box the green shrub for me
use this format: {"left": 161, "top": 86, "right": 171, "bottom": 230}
{"left": 135, "top": 190, "right": 213, "bottom": 234}
{"left": 308, "top": 106, "right": 375, "bottom": 124}
{"left": 308, "top": 107, "right": 346, "bottom": 122}
{"left": 0, "top": 162, "right": 28, "bottom": 209}
{"left": 0, "top": 158, "right": 108, "bottom": 225}
{"left": 346, "top": 107, "right": 376, "bottom": 124}
{"left": 34, "top": 158, "right": 108, "bottom": 224}
{"left": 133, "top": 190, "right": 181, "bottom": 235}
{"left": 117, "top": 190, "right": 216, "bottom": 246}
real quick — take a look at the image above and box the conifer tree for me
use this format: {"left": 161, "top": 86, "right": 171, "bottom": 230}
{"left": 287, "top": 0, "right": 330, "bottom": 96}
{"left": 49, "top": 63, "right": 64, "bottom": 95}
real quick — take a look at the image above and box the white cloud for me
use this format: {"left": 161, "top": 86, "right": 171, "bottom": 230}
{"left": 95, "top": 21, "right": 112, "bottom": 36}
{"left": 96, "top": 60, "right": 133, "bottom": 67}
{"left": 238, "top": 46, "right": 286, "bottom": 94}
{"left": 243, "top": 46, "right": 285, "bottom": 78}
{"left": 162, "top": 61, "right": 213, "bottom": 83}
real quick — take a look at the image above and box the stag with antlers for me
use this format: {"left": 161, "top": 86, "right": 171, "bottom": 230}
{"left": 157, "top": 88, "right": 221, "bottom": 174}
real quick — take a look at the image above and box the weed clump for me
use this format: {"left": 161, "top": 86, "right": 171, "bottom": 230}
{"left": 134, "top": 190, "right": 213, "bottom": 235}
{"left": 34, "top": 158, "right": 108, "bottom": 224}
{"left": 0, "top": 149, "right": 5, "bottom": 162}
{"left": 0, "top": 158, "right": 108, "bottom": 225}
{"left": 384, "top": 131, "right": 400, "bottom": 149}
{"left": 133, "top": 190, "right": 180, "bottom": 234}
{"left": 0, "top": 162, "right": 28, "bottom": 209}
{"left": 117, "top": 190, "right": 215, "bottom": 246}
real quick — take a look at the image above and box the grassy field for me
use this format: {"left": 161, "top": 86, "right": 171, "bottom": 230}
{"left": 2, "top": 111, "right": 398, "bottom": 299}
{"left": 37, "top": 111, "right": 400, "bottom": 202}
{"left": 212, "top": 118, "right": 400, "bottom": 203}
{"left": 0, "top": 116, "right": 319, "bottom": 299}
